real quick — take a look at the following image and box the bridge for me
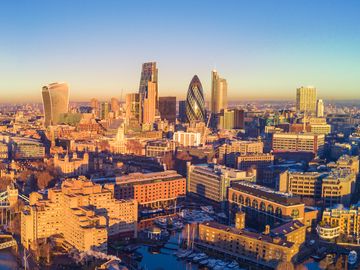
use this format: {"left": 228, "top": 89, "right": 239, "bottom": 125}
{"left": 0, "top": 184, "right": 29, "bottom": 226}
{"left": 0, "top": 234, "right": 17, "bottom": 251}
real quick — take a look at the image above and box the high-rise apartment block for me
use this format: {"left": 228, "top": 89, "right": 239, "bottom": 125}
{"left": 296, "top": 86, "right": 317, "bottom": 114}
{"left": 316, "top": 99, "right": 324, "bottom": 117}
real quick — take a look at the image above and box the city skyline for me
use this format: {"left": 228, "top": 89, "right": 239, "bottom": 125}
{"left": 1, "top": 0, "right": 360, "bottom": 102}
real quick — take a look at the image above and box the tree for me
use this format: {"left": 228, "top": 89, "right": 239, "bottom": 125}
{"left": 0, "top": 177, "right": 12, "bottom": 191}
{"left": 35, "top": 171, "right": 53, "bottom": 190}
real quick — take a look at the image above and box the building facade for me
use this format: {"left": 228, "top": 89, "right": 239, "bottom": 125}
{"left": 185, "top": 75, "right": 206, "bottom": 123}
{"left": 296, "top": 86, "right": 317, "bottom": 114}
{"left": 21, "top": 178, "right": 138, "bottom": 252}
{"left": 159, "top": 96, "right": 176, "bottom": 123}
{"left": 210, "top": 70, "right": 227, "bottom": 114}
{"left": 42, "top": 82, "right": 69, "bottom": 127}
{"left": 173, "top": 131, "right": 201, "bottom": 147}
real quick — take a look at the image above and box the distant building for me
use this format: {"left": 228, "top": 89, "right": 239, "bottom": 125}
{"left": 218, "top": 140, "right": 264, "bottom": 166}
{"left": 21, "top": 178, "right": 138, "bottom": 252}
{"left": 178, "top": 100, "right": 187, "bottom": 123}
{"left": 94, "top": 171, "right": 186, "bottom": 210}
{"left": 296, "top": 86, "right": 317, "bottom": 114}
{"left": 139, "top": 62, "right": 158, "bottom": 124}
{"left": 111, "top": 97, "right": 120, "bottom": 114}
{"left": 11, "top": 138, "right": 45, "bottom": 160}
{"left": 159, "top": 96, "right": 176, "bottom": 123}
{"left": 54, "top": 152, "right": 89, "bottom": 177}
{"left": 210, "top": 70, "right": 227, "bottom": 114}
{"left": 0, "top": 142, "right": 8, "bottom": 160}
{"left": 316, "top": 99, "right": 324, "bottom": 117}
{"left": 100, "top": 101, "right": 110, "bottom": 120}
{"left": 272, "top": 133, "right": 325, "bottom": 156}
{"left": 42, "top": 82, "right": 69, "bottom": 127}
{"left": 236, "top": 153, "right": 274, "bottom": 181}
{"left": 187, "top": 164, "right": 256, "bottom": 206}
{"left": 173, "top": 131, "right": 201, "bottom": 147}
{"left": 145, "top": 139, "right": 175, "bottom": 158}
{"left": 185, "top": 75, "right": 206, "bottom": 123}
{"left": 125, "top": 93, "right": 141, "bottom": 126}
{"left": 90, "top": 98, "right": 99, "bottom": 117}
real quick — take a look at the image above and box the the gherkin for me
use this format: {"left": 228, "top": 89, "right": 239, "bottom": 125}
{"left": 185, "top": 75, "right": 206, "bottom": 123}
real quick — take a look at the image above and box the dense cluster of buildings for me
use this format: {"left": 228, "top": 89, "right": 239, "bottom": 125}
{"left": 0, "top": 61, "right": 359, "bottom": 269}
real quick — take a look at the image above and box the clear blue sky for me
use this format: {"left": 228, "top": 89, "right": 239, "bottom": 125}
{"left": 1, "top": 0, "right": 359, "bottom": 102}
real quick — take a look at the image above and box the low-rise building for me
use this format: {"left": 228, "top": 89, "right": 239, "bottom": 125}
{"left": 11, "top": 137, "right": 45, "bottom": 160}
{"left": 187, "top": 164, "right": 256, "bottom": 206}
{"left": 317, "top": 206, "right": 360, "bottom": 240}
{"left": 321, "top": 169, "right": 356, "bottom": 207}
{"left": 53, "top": 152, "right": 89, "bottom": 177}
{"left": 93, "top": 170, "right": 186, "bottom": 210}
{"left": 198, "top": 213, "right": 306, "bottom": 267}
{"left": 173, "top": 131, "right": 201, "bottom": 147}
{"left": 0, "top": 142, "right": 8, "bottom": 160}
{"left": 145, "top": 139, "right": 175, "bottom": 158}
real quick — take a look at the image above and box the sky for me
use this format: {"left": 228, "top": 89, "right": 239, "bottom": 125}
{"left": 1, "top": 0, "right": 360, "bottom": 102}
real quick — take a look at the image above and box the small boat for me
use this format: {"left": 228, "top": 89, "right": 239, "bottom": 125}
{"left": 215, "top": 260, "right": 228, "bottom": 267}
{"left": 207, "top": 259, "right": 218, "bottom": 268}
{"left": 227, "top": 261, "right": 239, "bottom": 268}
{"left": 177, "top": 250, "right": 192, "bottom": 259}
{"left": 349, "top": 250, "right": 357, "bottom": 265}
{"left": 199, "top": 259, "right": 209, "bottom": 266}
{"left": 187, "top": 252, "right": 198, "bottom": 260}
{"left": 193, "top": 253, "right": 208, "bottom": 262}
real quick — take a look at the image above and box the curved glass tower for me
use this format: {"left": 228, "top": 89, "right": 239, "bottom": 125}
{"left": 42, "top": 82, "right": 69, "bottom": 127}
{"left": 185, "top": 75, "right": 206, "bottom": 123}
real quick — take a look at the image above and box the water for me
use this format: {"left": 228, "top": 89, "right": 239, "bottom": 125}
{"left": 0, "top": 251, "right": 18, "bottom": 270}
{"left": 137, "top": 232, "right": 199, "bottom": 270}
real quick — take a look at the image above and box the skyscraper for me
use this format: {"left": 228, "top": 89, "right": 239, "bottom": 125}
{"left": 100, "top": 102, "right": 110, "bottom": 120}
{"left": 142, "top": 81, "right": 157, "bottom": 124}
{"left": 125, "top": 93, "right": 141, "bottom": 126}
{"left": 179, "top": 100, "right": 187, "bottom": 123}
{"left": 42, "top": 82, "right": 69, "bottom": 127}
{"left": 296, "top": 86, "right": 317, "bottom": 114}
{"left": 159, "top": 96, "right": 176, "bottom": 123}
{"left": 211, "top": 70, "right": 228, "bottom": 114}
{"left": 139, "top": 62, "right": 158, "bottom": 123}
{"left": 90, "top": 98, "right": 99, "bottom": 117}
{"left": 111, "top": 97, "right": 120, "bottom": 113}
{"left": 185, "top": 75, "right": 206, "bottom": 123}
{"left": 316, "top": 99, "right": 324, "bottom": 117}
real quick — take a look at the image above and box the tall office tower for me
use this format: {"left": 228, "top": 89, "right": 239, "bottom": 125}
{"left": 100, "top": 102, "right": 110, "bottom": 120}
{"left": 125, "top": 93, "right": 141, "bottom": 125}
{"left": 316, "top": 99, "right": 324, "bottom": 117}
{"left": 185, "top": 75, "right": 206, "bottom": 123}
{"left": 42, "top": 82, "right": 69, "bottom": 127}
{"left": 211, "top": 70, "right": 228, "bottom": 114}
{"left": 142, "top": 81, "right": 157, "bottom": 124}
{"left": 139, "top": 62, "right": 158, "bottom": 121}
{"left": 111, "top": 97, "right": 120, "bottom": 113}
{"left": 233, "top": 108, "right": 245, "bottom": 129}
{"left": 179, "top": 100, "right": 187, "bottom": 123}
{"left": 159, "top": 96, "right": 176, "bottom": 123}
{"left": 296, "top": 86, "right": 317, "bottom": 114}
{"left": 90, "top": 98, "right": 99, "bottom": 117}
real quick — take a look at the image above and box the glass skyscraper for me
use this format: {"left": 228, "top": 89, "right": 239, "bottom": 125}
{"left": 42, "top": 82, "right": 69, "bottom": 127}
{"left": 185, "top": 75, "right": 206, "bottom": 123}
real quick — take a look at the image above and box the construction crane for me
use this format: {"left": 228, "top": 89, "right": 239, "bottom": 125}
{"left": 202, "top": 112, "right": 212, "bottom": 146}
